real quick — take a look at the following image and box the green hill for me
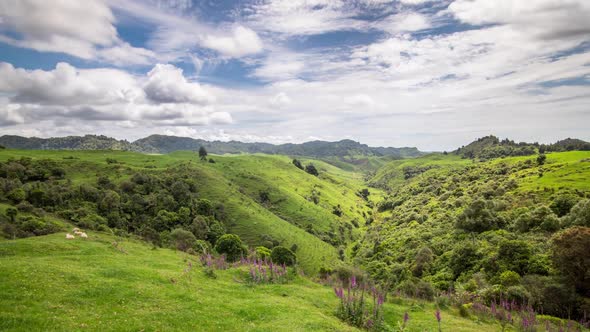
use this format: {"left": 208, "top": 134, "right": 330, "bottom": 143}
{"left": 0, "top": 149, "right": 381, "bottom": 274}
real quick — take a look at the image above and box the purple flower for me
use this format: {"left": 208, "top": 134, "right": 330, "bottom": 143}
{"left": 350, "top": 275, "right": 357, "bottom": 288}
{"left": 435, "top": 309, "right": 441, "bottom": 322}
{"left": 403, "top": 312, "right": 409, "bottom": 324}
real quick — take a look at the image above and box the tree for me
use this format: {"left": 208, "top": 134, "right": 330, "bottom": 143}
{"left": 170, "top": 228, "right": 197, "bottom": 252}
{"left": 550, "top": 194, "right": 579, "bottom": 217}
{"left": 196, "top": 199, "right": 214, "bottom": 216}
{"left": 214, "top": 234, "right": 246, "bottom": 262}
{"left": 537, "top": 153, "right": 547, "bottom": 165}
{"left": 271, "top": 246, "right": 297, "bottom": 266}
{"left": 358, "top": 188, "right": 370, "bottom": 201}
{"left": 551, "top": 227, "right": 590, "bottom": 296}
{"left": 5, "top": 207, "right": 17, "bottom": 223}
{"left": 305, "top": 164, "right": 319, "bottom": 176}
{"left": 562, "top": 199, "right": 590, "bottom": 227}
{"left": 292, "top": 159, "right": 304, "bottom": 170}
{"left": 199, "top": 146, "right": 208, "bottom": 161}
{"left": 456, "top": 199, "right": 499, "bottom": 233}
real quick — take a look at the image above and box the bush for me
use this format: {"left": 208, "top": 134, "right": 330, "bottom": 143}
{"left": 194, "top": 239, "right": 212, "bottom": 254}
{"left": 550, "top": 194, "right": 579, "bottom": 217}
{"left": 255, "top": 246, "right": 271, "bottom": 260}
{"left": 270, "top": 246, "right": 296, "bottom": 266}
{"left": 214, "top": 234, "right": 246, "bottom": 262}
{"left": 562, "top": 199, "right": 590, "bottom": 227}
{"left": 170, "top": 228, "right": 197, "bottom": 252}
{"left": 499, "top": 271, "right": 521, "bottom": 287}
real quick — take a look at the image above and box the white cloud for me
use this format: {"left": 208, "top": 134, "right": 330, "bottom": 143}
{"left": 379, "top": 12, "right": 431, "bottom": 34}
{"left": 244, "top": 0, "right": 368, "bottom": 36}
{"left": 202, "top": 26, "right": 263, "bottom": 57}
{"left": 0, "top": 62, "right": 228, "bottom": 127}
{"left": 0, "top": 0, "right": 154, "bottom": 65}
{"left": 269, "top": 92, "right": 292, "bottom": 108}
{"left": 144, "top": 64, "right": 214, "bottom": 104}
{"left": 448, "top": 0, "right": 590, "bottom": 40}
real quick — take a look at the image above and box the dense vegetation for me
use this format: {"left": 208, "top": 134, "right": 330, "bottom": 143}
{"left": 358, "top": 150, "right": 590, "bottom": 321}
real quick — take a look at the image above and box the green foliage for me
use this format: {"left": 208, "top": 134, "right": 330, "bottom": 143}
{"left": 537, "top": 153, "right": 546, "bottom": 165}
{"left": 214, "top": 234, "right": 246, "bottom": 262}
{"left": 499, "top": 271, "right": 521, "bottom": 287}
{"left": 292, "top": 159, "right": 304, "bottom": 170}
{"left": 170, "top": 228, "right": 197, "bottom": 252}
{"left": 271, "top": 246, "right": 297, "bottom": 266}
{"left": 562, "top": 199, "right": 590, "bottom": 227}
{"left": 550, "top": 193, "right": 580, "bottom": 217}
{"left": 305, "top": 164, "right": 319, "bottom": 176}
{"left": 255, "top": 246, "right": 271, "bottom": 260}
{"left": 198, "top": 146, "right": 207, "bottom": 160}
{"left": 456, "top": 199, "right": 499, "bottom": 233}
{"left": 551, "top": 227, "right": 590, "bottom": 296}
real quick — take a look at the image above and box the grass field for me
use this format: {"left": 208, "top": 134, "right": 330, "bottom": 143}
{"left": 0, "top": 232, "right": 505, "bottom": 332}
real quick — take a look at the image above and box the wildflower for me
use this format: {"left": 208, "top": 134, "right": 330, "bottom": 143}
{"left": 350, "top": 275, "right": 357, "bottom": 288}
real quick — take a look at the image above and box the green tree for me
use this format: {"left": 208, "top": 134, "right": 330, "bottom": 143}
{"left": 214, "top": 234, "right": 246, "bottom": 262}
{"left": 305, "top": 164, "right": 319, "bottom": 176}
{"left": 562, "top": 199, "right": 590, "bottom": 227}
{"left": 292, "top": 159, "right": 304, "bottom": 170}
{"left": 7, "top": 188, "right": 26, "bottom": 203}
{"left": 550, "top": 194, "right": 579, "bottom": 217}
{"left": 5, "top": 207, "right": 17, "bottom": 222}
{"left": 270, "top": 246, "right": 296, "bottom": 266}
{"left": 198, "top": 146, "right": 208, "bottom": 161}
{"left": 196, "top": 199, "right": 214, "bottom": 216}
{"left": 170, "top": 228, "right": 197, "bottom": 252}
{"left": 551, "top": 226, "right": 590, "bottom": 296}
{"left": 537, "top": 153, "right": 547, "bottom": 165}
{"left": 456, "top": 199, "right": 499, "bottom": 233}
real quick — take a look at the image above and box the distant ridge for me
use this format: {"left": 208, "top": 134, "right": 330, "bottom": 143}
{"left": 454, "top": 135, "right": 590, "bottom": 160}
{"left": 0, "top": 134, "right": 423, "bottom": 158}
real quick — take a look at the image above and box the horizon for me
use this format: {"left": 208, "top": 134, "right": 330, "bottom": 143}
{"left": 1, "top": 132, "right": 585, "bottom": 153}
{"left": 0, "top": 1, "right": 589, "bottom": 151}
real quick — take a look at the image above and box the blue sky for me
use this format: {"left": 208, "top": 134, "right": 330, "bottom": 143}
{"left": 0, "top": 0, "right": 589, "bottom": 150}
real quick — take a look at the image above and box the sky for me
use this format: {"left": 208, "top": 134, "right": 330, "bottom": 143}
{"left": 0, "top": 0, "right": 589, "bottom": 151}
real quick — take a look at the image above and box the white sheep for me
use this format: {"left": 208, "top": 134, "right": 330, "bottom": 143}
{"left": 80, "top": 232, "right": 88, "bottom": 239}
{"left": 66, "top": 233, "right": 75, "bottom": 239}
{"left": 74, "top": 231, "right": 83, "bottom": 236}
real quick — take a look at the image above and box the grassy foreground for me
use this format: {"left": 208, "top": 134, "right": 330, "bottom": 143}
{"left": 0, "top": 233, "right": 502, "bottom": 332}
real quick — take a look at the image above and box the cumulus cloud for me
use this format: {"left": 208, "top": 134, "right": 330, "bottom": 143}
{"left": 144, "top": 64, "right": 215, "bottom": 104}
{"left": 0, "top": 62, "right": 229, "bottom": 128}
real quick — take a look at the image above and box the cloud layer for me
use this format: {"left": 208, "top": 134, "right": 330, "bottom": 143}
{"left": 0, "top": 0, "right": 588, "bottom": 150}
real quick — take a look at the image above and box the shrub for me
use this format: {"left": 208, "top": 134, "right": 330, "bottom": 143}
{"left": 270, "top": 246, "right": 296, "bottom": 266}
{"left": 562, "top": 199, "right": 590, "bottom": 227}
{"left": 170, "top": 228, "right": 197, "bottom": 252}
{"left": 499, "top": 271, "right": 521, "bottom": 287}
{"left": 214, "top": 234, "right": 246, "bottom": 262}
{"left": 550, "top": 194, "right": 579, "bottom": 217}
{"left": 305, "top": 164, "right": 319, "bottom": 176}
{"left": 255, "top": 246, "right": 271, "bottom": 260}
{"left": 194, "top": 239, "right": 212, "bottom": 254}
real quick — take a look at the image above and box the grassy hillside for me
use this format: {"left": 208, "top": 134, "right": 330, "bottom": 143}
{"left": 0, "top": 149, "right": 382, "bottom": 274}
{"left": 0, "top": 232, "right": 505, "bottom": 331}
